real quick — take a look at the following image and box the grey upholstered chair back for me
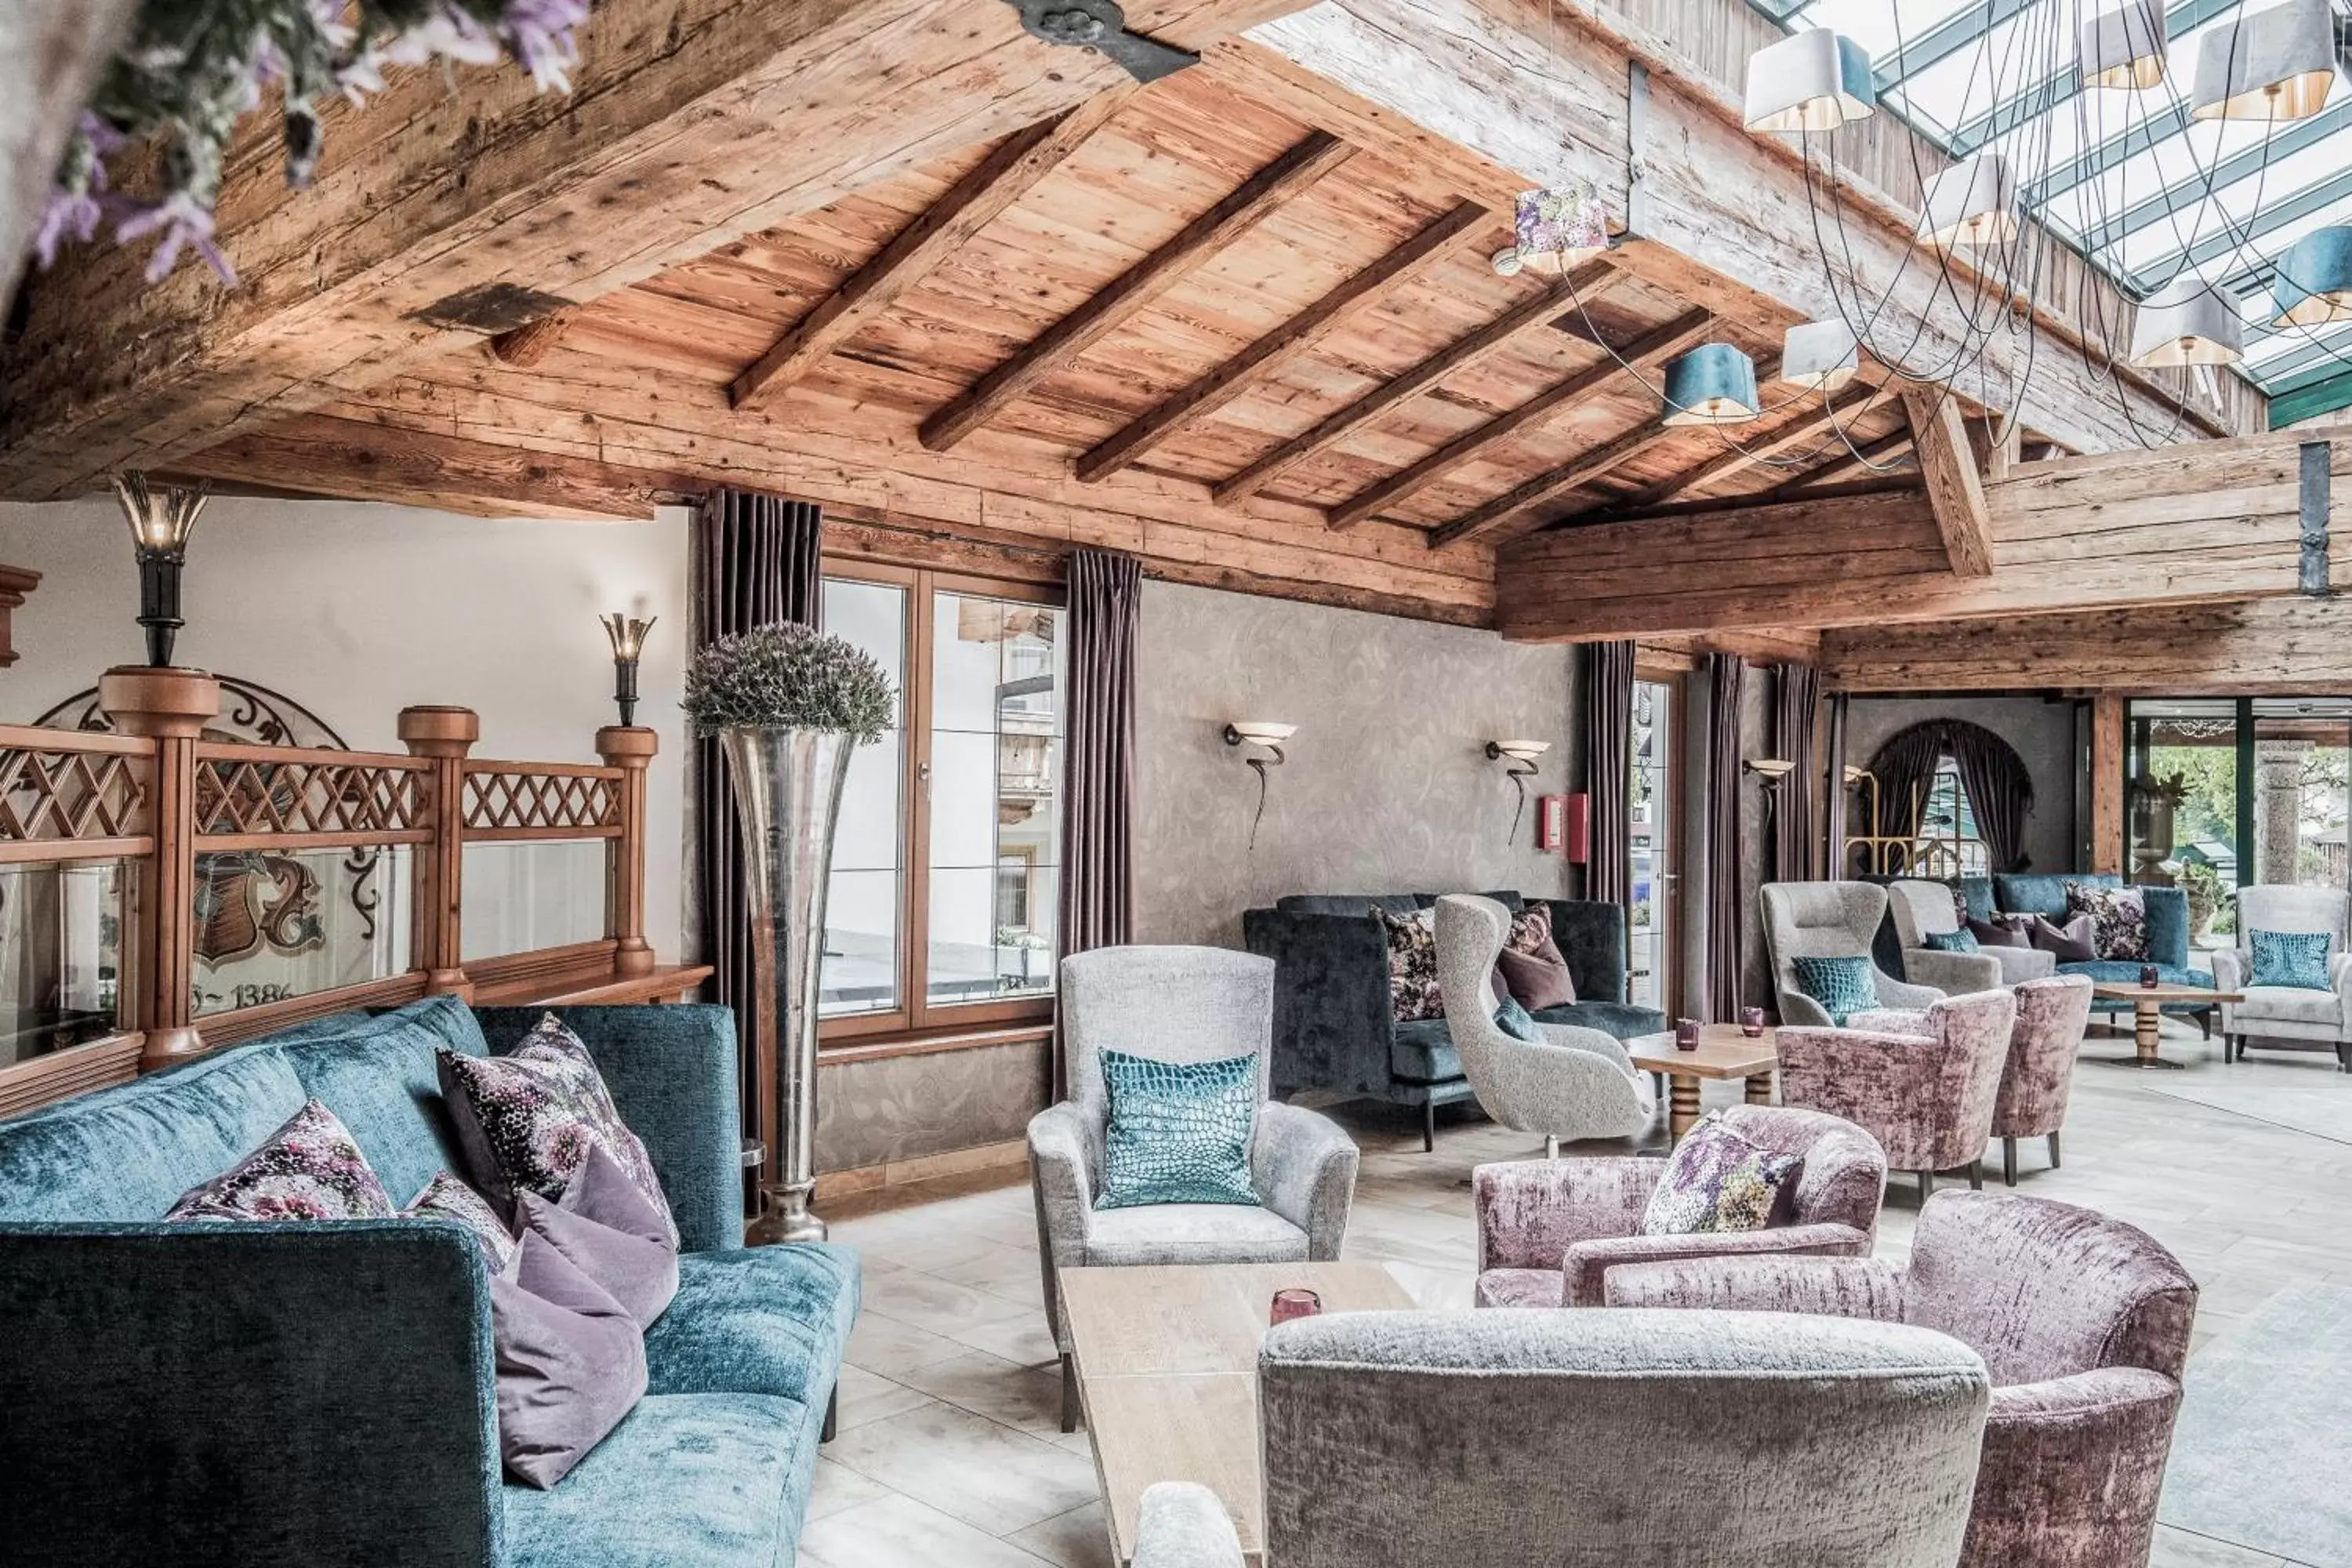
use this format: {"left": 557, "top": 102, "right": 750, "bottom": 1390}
{"left": 2234, "top": 884, "right": 2350, "bottom": 946}
{"left": 1889, "top": 880, "right": 1962, "bottom": 948}
{"left": 1257, "top": 1308, "right": 1990, "bottom": 1568}
{"left": 1061, "top": 946, "right": 1275, "bottom": 1123}
{"left": 1762, "top": 881, "right": 1888, "bottom": 973}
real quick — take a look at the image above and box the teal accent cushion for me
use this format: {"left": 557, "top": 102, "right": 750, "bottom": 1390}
{"left": 1095, "top": 1048, "right": 1260, "bottom": 1209}
{"left": 1494, "top": 995, "right": 1542, "bottom": 1041}
{"left": 1791, "top": 955, "right": 1878, "bottom": 1025}
{"left": 1923, "top": 927, "right": 1980, "bottom": 954}
{"left": 2251, "top": 928, "right": 2332, "bottom": 990}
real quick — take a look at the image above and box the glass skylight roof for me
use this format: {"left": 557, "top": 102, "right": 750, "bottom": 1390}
{"left": 1746, "top": 0, "right": 2352, "bottom": 423}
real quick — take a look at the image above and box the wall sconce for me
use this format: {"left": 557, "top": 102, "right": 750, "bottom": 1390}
{"left": 601, "top": 612, "right": 656, "bottom": 727}
{"left": 1485, "top": 739, "right": 1552, "bottom": 844}
{"left": 113, "top": 471, "right": 208, "bottom": 668}
{"left": 1744, "top": 757, "right": 1797, "bottom": 784}
{"left": 1224, "top": 721, "right": 1294, "bottom": 851}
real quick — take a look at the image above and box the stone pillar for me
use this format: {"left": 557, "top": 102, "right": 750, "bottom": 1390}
{"left": 399, "top": 706, "right": 480, "bottom": 998}
{"left": 2256, "top": 739, "right": 2313, "bottom": 886}
{"left": 98, "top": 665, "right": 221, "bottom": 1069}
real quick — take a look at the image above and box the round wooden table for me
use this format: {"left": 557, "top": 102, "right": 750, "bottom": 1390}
{"left": 2089, "top": 982, "right": 2241, "bottom": 1069}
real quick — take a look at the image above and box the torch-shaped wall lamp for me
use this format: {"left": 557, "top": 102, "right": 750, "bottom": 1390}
{"left": 601, "top": 612, "right": 656, "bottom": 727}
{"left": 113, "top": 471, "right": 208, "bottom": 668}
{"left": 1486, "top": 739, "right": 1552, "bottom": 844}
{"left": 1224, "top": 721, "right": 1295, "bottom": 851}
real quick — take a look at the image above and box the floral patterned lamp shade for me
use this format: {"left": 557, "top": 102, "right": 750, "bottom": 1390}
{"left": 1920, "top": 154, "right": 2017, "bottom": 247}
{"left": 2129, "top": 278, "right": 2245, "bottom": 368}
{"left": 1781, "top": 318, "right": 1861, "bottom": 393}
{"left": 2271, "top": 227, "right": 2352, "bottom": 327}
{"left": 1743, "top": 30, "right": 1876, "bottom": 132}
{"left": 2191, "top": 0, "right": 2336, "bottom": 122}
{"left": 2081, "top": 0, "right": 2169, "bottom": 89}
{"left": 1508, "top": 187, "right": 1610, "bottom": 274}
{"left": 1661, "top": 343, "right": 1762, "bottom": 426}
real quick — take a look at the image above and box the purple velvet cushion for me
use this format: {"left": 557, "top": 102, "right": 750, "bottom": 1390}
{"left": 1637, "top": 1112, "right": 1805, "bottom": 1236}
{"left": 2029, "top": 914, "right": 2097, "bottom": 964}
{"left": 437, "top": 1011, "right": 678, "bottom": 1246}
{"left": 1497, "top": 945, "right": 1574, "bottom": 1011}
{"left": 493, "top": 1228, "right": 648, "bottom": 1489}
{"left": 405, "top": 1170, "right": 517, "bottom": 1270}
{"left": 166, "top": 1098, "right": 395, "bottom": 1221}
{"left": 514, "top": 1145, "right": 680, "bottom": 1330}
{"left": 1967, "top": 916, "right": 2029, "bottom": 949}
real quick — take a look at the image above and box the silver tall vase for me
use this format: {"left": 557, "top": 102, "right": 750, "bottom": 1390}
{"left": 720, "top": 726, "right": 855, "bottom": 1244}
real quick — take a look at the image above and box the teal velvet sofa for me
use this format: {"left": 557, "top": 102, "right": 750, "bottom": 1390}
{"left": 0, "top": 995, "right": 858, "bottom": 1568}
{"left": 1955, "top": 873, "right": 2217, "bottom": 1030}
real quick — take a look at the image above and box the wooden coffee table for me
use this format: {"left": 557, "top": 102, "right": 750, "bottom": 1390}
{"left": 1058, "top": 1260, "right": 1414, "bottom": 1566}
{"left": 1626, "top": 1025, "right": 1779, "bottom": 1143}
{"left": 2090, "top": 982, "right": 2241, "bottom": 1069}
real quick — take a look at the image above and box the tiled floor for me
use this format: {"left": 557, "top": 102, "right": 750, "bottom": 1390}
{"left": 808, "top": 1020, "right": 2352, "bottom": 1568}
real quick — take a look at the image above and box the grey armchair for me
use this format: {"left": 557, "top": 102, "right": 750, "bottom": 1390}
{"left": 1762, "top": 881, "right": 1945, "bottom": 1025}
{"left": 2212, "top": 884, "right": 2352, "bottom": 1069}
{"left": 1433, "top": 895, "right": 1652, "bottom": 1156}
{"left": 1889, "top": 879, "right": 2052, "bottom": 989}
{"left": 1027, "top": 946, "right": 1359, "bottom": 1432}
{"left": 1126, "top": 1308, "right": 1992, "bottom": 1568}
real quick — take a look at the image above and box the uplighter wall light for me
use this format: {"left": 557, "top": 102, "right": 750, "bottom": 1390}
{"left": 601, "top": 612, "right": 657, "bottom": 726}
{"left": 2081, "top": 0, "right": 2169, "bottom": 89}
{"left": 1661, "top": 343, "right": 1762, "bottom": 426}
{"left": 112, "top": 470, "right": 208, "bottom": 668}
{"left": 2129, "top": 278, "right": 2245, "bottom": 368}
{"left": 1224, "top": 721, "right": 1296, "bottom": 851}
{"left": 2190, "top": 0, "right": 2336, "bottom": 121}
{"left": 1743, "top": 30, "right": 1877, "bottom": 132}
{"left": 1486, "top": 739, "right": 1552, "bottom": 844}
{"left": 2270, "top": 226, "right": 2352, "bottom": 327}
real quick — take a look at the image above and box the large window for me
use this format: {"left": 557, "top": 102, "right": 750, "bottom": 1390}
{"left": 1915, "top": 761, "right": 1990, "bottom": 879}
{"left": 1628, "top": 679, "right": 1675, "bottom": 1012}
{"left": 817, "top": 568, "right": 1064, "bottom": 1038}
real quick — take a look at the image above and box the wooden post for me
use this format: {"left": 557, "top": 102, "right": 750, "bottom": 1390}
{"left": 400, "top": 706, "right": 480, "bottom": 998}
{"left": 98, "top": 665, "right": 220, "bottom": 1069}
{"left": 2090, "top": 692, "right": 2125, "bottom": 875}
{"left": 596, "top": 725, "right": 659, "bottom": 978}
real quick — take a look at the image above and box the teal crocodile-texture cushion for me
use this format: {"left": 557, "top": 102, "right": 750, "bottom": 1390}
{"left": 1494, "top": 995, "right": 1542, "bottom": 1041}
{"left": 1792, "top": 955, "right": 1878, "bottom": 1026}
{"left": 1095, "top": 1048, "right": 1261, "bottom": 1210}
{"left": 2251, "top": 928, "right": 2332, "bottom": 991}
{"left": 1923, "top": 927, "right": 1980, "bottom": 954}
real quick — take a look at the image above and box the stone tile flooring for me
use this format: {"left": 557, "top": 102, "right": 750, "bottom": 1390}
{"left": 808, "top": 1021, "right": 2352, "bottom": 1567}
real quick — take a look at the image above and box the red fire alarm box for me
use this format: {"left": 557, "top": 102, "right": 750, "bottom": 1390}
{"left": 1537, "top": 793, "right": 1567, "bottom": 853}
{"left": 1560, "top": 792, "right": 1591, "bottom": 863}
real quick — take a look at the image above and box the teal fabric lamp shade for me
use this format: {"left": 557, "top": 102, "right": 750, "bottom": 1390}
{"left": 2191, "top": 0, "right": 2335, "bottom": 121}
{"left": 2081, "top": 0, "right": 2168, "bottom": 89}
{"left": 1744, "top": 30, "right": 1877, "bottom": 132}
{"left": 2272, "top": 227, "right": 2352, "bottom": 327}
{"left": 1661, "top": 343, "right": 1762, "bottom": 426}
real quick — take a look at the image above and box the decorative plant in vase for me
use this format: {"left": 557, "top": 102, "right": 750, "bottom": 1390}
{"left": 684, "top": 622, "right": 894, "bottom": 1244}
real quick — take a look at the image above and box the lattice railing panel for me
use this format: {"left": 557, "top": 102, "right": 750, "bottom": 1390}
{"left": 194, "top": 757, "right": 429, "bottom": 838}
{"left": 463, "top": 769, "right": 621, "bottom": 833}
{"left": 0, "top": 745, "right": 148, "bottom": 843}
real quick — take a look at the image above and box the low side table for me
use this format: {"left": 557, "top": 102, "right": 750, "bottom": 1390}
{"left": 2089, "top": 982, "right": 2241, "bottom": 1069}
{"left": 1625, "top": 1025, "right": 1778, "bottom": 1143}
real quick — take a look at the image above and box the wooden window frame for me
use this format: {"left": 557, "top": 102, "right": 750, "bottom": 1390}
{"left": 818, "top": 562, "right": 1064, "bottom": 1048}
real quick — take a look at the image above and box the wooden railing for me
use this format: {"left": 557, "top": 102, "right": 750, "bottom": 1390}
{"left": 0, "top": 668, "right": 692, "bottom": 1117}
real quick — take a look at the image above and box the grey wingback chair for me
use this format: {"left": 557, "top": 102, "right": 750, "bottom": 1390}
{"left": 2212, "top": 884, "right": 2352, "bottom": 1069}
{"left": 1762, "top": 881, "right": 1945, "bottom": 1025}
{"left": 1127, "top": 1308, "right": 1992, "bottom": 1568}
{"left": 1433, "top": 895, "right": 1652, "bottom": 1156}
{"left": 1028, "top": 946, "right": 1359, "bottom": 1430}
{"left": 1889, "top": 880, "right": 2053, "bottom": 988}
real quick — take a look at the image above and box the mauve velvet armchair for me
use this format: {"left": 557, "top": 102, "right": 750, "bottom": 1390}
{"left": 1605, "top": 1190, "right": 2198, "bottom": 1568}
{"left": 1472, "top": 1105, "right": 1887, "bottom": 1308}
{"left": 1992, "top": 975, "right": 2093, "bottom": 1185}
{"left": 1776, "top": 988, "right": 2016, "bottom": 1200}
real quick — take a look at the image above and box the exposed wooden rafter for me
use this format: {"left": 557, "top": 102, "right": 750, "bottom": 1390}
{"left": 488, "top": 310, "right": 580, "bottom": 368}
{"left": 917, "top": 129, "right": 1358, "bottom": 452}
{"left": 1824, "top": 597, "right": 2352, "bottom": 694}
{"left": 1076, "top": 198, "right": 1486, "bottom": 483}
{"left": 1769, "top": 426, "right": 1914, "bottom": 494}
{"left": 732, "top": 90, "right": 1135, "bottom": 412}
{"left": 1904, "top": 388, "right": 1996, "bottom": 576}
{"left": 1559, "top": 379, "right": 1904, "bottom": 525}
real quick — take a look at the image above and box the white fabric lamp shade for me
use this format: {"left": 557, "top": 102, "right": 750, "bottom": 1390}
{"left": 1920, "top": 154, "right": 2017, "bottom": 246}
{"left": 2270, "top": 226, "right": 2352, "bottom": 327}
{"left": 1226, "top": 721, "right": 1296, "bottom": 746}
{"left": 1782, "top": 318, "right": 1862, "bottom": 392}
{"left": 1744, "top": 30, "right": 1878, "bottom": 132}
{"left": 2080, "top": 0, "right": 2169, "bottom": 89}
{"left": 2129, "top": 278, "right": 2246, "bottom": 368}
{"left": 2190, "top": 0, "right": 2336, "bottom": 122}
{"left": 1661, "top": 343, "right": 1762, "bottom": 426}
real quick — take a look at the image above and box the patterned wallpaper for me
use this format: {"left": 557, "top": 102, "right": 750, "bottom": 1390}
{"left": 1134, "top": 582, "right": 1581, "bottom": 949}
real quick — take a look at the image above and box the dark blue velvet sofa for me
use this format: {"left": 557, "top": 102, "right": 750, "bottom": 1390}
{"left": 1242, "top": 891, "right": 1664, "bottom": 1149}
{"left": 0, "top": 994, "right": 858, "bottom": 1568}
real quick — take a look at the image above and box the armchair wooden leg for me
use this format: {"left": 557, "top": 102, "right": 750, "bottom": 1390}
{"left": 1917, "top": 1170, "right": 1933, "bottom": 1202}
{"left": 1060, "top": 1353, "right": 1080, "bottom": 1434}
{"left": 1422, "top": 1101, "right": 1436, "bottom": 1152}
{"left": 2048, "top": 1131, "right": 2061, "bottom": 1170}
{"left": 2002, "top": 1138, "right": 2016, "bottom": 1188}
{"left": 1967, "top": 1160, "right": 1982, "bottom": 1192}
{"left": 2198, "top": 1009, "right": 2212, "bottom": 1041}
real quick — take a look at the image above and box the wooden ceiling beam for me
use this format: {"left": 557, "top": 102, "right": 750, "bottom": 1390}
{"left": 1822, "top": 598, "right": 2352, "bottom": 694}
{"left": 488, "top": 310, "right": 580, "bottom": 369}
{"left": 1213, "top": 257, "right": 1623, "bottom": 505}
{"left": 1324, "top": 305, "right": 1713, "bottom": 532}
{"left": 1904, "top": 388, "right": 1996, "bottom": 577}
{"left": 1559, "top": 379, "right": 1902, "bottom": 524}
{"left": 1769, "top": 427, "right": 1915, "bottom": 494}
{"left": 733, "top": 90, "right": 1134, "bottom": 413}
{"left": 1076, "top": 198, "right": 1486, "bottom": 484}
{"left": 918, "top": 129, "right": 1357, "bottom": 452}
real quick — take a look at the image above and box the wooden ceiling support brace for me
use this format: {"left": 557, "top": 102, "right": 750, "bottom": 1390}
{"left": 918, "top": 128, "right": 1357, "bottom": 452}
{"left": 732, "top": 89, "right": 1135, "bottom": 412}
{"left": 1076, "top": 198, "right": 1486, "bottom": 483}
{"left": 1568, "top": 379, "right": 1903, "bottom": 521}
{"left": 488, "top": 309, "right": 579, "bottom": 368}
{"left": 1903, "top": 388, "right": 1995, "bottom": 577}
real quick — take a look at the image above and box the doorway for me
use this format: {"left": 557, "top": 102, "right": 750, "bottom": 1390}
{"left": 1628, "top": 678, "right": 1677, "bottom": 1013}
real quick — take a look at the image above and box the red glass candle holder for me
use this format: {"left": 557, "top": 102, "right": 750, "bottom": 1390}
{"left": 2139, "top": 964, "right": 2160, "bottom": 989}
{"left": 1271, "top": 1288, "right": 1322, "bottom": 1326}
{"left": 1674, "top": 1018, "right": 1701, "bottom": 1051}
{"left": 1739, "top": 1006, "right": 1766, "bottom": 1038}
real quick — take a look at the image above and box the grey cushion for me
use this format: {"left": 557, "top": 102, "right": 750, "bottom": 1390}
{"left": 494, "top": 1229, "right": 650, "bottom": 1490}
{"left": 1085, "top": 1202, "right": 1307, "bottom": 1266}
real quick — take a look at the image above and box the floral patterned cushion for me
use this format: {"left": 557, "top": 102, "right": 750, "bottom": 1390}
{"left": 2250, "top": 927, "right": 2333, "bottom": 990}
{"left": 406, "top": 1170, "right": 518, "bottom": 1270}
{"left": 1639, "top": 1112, "right": 1804, "bottom": 1236}
{"left": 2066, "top": 883, "right": 2149, "bottom": 961}
{"left": 167, "top": 1098, "right": 394, "bottom": 1222}
{"left": 437, "top": 1013, "right": 678, "bottom": 1247}
{"left": 1094, "top": 1048, "right": 1261, "bottom": 1209}
{"left": 1374, "top": 906, "right": 1443, "bottom": 1024}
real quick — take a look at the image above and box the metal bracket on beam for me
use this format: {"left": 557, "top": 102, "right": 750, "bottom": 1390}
{"left": 1625, "top": 62, "right": 1652, "bottom": 240}
{"left": 999, "top": 0, "right": 1197, "bottom": 82}
{"left": 2300, "top": 440, "right": 2331, "bottom": 597}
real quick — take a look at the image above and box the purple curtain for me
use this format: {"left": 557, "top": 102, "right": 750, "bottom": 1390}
{"left": 692, "top": 489, "right": 822, "bottom": 1189}
{"left": 1772, "top": 663, "right": 1820, "bottom": 882}
{"left": 1581, "top": 641, "right": 1635, "bottom": 906}
{"left": 1705, "top": 653, "right": 1747, "bottom": 1022}
{"left": 1055, "top": 548, "right": 1140, "bottom": 1096}
{"left": 1863, "top": 718, "right": 2036, "bottom": 873}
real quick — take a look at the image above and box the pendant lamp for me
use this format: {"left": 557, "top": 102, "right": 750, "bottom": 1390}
{"left": 1508, "top": 187, "right": 1610, "bottom": 274}
{"left": 2190, "top": 0, "right": 2336, "bottom": 122}
{"left": 2271, "top": 227, "right": 2352, "bottom": 327}
{"left": 2080, "top": 0, "right": 2169, "bottom": 89}
{"left": 1920, "top": 154, "right": 2016, "bottom": 247}
{"left": 2129, "top": 278, "right": 2245, "bottom": 368}
{"left": 1661, "top": 344, "right": 1762, "bottom": 426}
{"left": 1744, "top": 30, "right": 1878, "bottom": 133}
{"left": 1781, "top": 318, "right": 1861, "bottom": 392}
